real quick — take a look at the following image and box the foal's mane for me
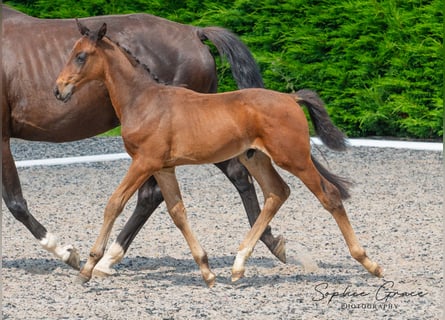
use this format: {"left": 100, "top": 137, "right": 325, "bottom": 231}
{"left": 103, "top": 36, "right": 162, "bottom": 84}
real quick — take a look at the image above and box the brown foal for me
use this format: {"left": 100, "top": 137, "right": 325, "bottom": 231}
{"left": 54, "top": 21, "right": 383, "bottom": 287}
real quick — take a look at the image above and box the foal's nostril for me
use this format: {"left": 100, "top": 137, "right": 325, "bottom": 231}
{"left": 53, "top": 86, "right": 60, "bottom": 97}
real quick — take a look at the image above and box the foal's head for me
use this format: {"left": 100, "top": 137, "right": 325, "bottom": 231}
{"left": 54, "top": 20, "right": 107, "bottom": 102}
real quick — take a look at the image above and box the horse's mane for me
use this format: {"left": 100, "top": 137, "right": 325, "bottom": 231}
{"left": 104, "top": 36, "right": 163, "bottom": 84}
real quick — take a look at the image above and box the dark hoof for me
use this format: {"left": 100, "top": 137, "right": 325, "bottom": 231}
{"left": 271, "top": 235, "right": 286, "bottom": 264}
{"left": 65, "top": 247, "right": 81, "bottom": 270}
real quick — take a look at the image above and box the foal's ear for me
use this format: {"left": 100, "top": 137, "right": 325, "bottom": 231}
{"left": 96, "top": 23, "right": 107, "bottom": 41}
{"left": 76, "top": 18, "right": 90, "bottom": 36}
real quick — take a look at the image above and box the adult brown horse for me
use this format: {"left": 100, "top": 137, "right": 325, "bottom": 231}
{"left": 54, "top": 22, "right": 383, "bottom": 286}
{"left": 2, "top": 5, "right": 287, "bottom": 274}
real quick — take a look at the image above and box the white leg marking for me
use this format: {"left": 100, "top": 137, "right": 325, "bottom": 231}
{"left": 39, "top": 232, "right": 75, "bottom": 262}
{"left": 93, "top": 242, "right": 125, "bottom": 276}
{"left": 233, "top": 247, "right": 253, "bottom": 273}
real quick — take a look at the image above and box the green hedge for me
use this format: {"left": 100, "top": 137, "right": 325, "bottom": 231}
{"left": 4, "top": 0, "right": 443, "bottom": 139}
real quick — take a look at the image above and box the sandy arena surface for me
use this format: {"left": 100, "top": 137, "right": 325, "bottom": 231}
{"left": 2, "top": 137, "right": 443, "bottom": 319}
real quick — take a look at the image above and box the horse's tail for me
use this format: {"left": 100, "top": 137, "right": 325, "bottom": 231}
{"left": 312, "top": 155, "right": 352, "bottom": 199}
{"left": 198, "top": 27, "right": 264, "bottom": 89}
{"left": 293, "top": 89, "right": 348, "bottom": 151}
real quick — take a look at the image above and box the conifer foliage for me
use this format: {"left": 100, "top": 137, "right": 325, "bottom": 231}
{"left": 5, "top": 0, "right": 443, "bottom": 138}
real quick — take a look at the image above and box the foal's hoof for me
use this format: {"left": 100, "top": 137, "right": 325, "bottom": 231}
{"left": 93, "top": 264, "right": 116, "bottom": 278}
{"left": 204, "top": 273, "right": 216, "bottom": 288}
{"left": 271, "top": 235, "right": 286, "bottom": 264}
{"left": 92, "top": 268, "right": 114, "bottom": 278}
{"left": 371, "top": 263, "right": 384, "bottom": 278}
{"left": 231, "top": 270, "right": 245, "bottom": 283}
{"left": 76, "top": 273, "right": 91, "bottom": 285}
{"left": 63, "top": 246, "right": 81, "bottom": 270}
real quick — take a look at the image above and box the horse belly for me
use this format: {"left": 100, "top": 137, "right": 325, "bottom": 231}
{"left": 168, "top": 129, "right": 250, "bottom": 165}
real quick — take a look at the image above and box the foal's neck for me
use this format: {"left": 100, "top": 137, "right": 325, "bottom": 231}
{"left": 100, "top": 38, "right": 158, "bottom": 119}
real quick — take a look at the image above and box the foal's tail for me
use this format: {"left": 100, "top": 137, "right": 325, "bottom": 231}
{"left": 293, "top": 89, "right": 351, "bottom": 199}
{"left": 198, "top": 27, "right": 264, "bottom": 89}
{"left": 293, "top": 89, "right": 348, "bottom": 151}
{"left": 312, "top": 155, "right": 351, "bottom": 199}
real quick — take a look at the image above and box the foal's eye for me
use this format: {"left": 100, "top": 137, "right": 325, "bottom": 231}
{"left": 75, "top": 52, "right": 87, "bottom": 65}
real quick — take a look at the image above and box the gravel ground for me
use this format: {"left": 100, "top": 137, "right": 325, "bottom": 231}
{"left": 2, "top": 137, "right": 443, "bottom": 319}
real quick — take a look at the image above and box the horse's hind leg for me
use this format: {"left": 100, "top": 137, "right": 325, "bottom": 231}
{"left": 214, "top": 158, "right": 286, "bottom": 263}
{"left": 2, "top": 139, "right": 80, "bottom": 269}
{"left": 231, "top": 151, "right": 290, "bottom": 282}
{"left": 94, "top": 176, "right": 163, "bottom": 276}
{"left": 283, "top": 156, "right": 383, "bottom": 277}
{"left": 154, "top": 168, "right": 216, "bottom": 287}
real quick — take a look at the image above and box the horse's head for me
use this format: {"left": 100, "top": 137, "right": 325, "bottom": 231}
{"left": 54, "top": 20, "right": 107, "bottom": 102}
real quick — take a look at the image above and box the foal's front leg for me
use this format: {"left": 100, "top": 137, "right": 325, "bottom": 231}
{"left": 93, "top": 176, "right": 163, "bottom": 276}
{"left": 79, "top": 160, "right": 152, "bottom": 283}
{"left": 154, "top": 168, "right": 216, "bottom": 287}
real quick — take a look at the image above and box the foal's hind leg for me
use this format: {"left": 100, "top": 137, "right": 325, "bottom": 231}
{"left": 154, "top": 168, "right": 216, "bottom": 287}
{"left": 284, "top": 157, "right": 383, "bottom": 277}
{"left": 215, "top": 158, "right": 286, "bottom": 263}
{"left": 231, "top": 151, "right": 290, "bottom": 282}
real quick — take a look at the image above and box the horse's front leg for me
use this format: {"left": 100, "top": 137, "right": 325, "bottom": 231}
{"left": 2, "top": 138, "right": 80, "bottom": 269}
{"left": 93, "top": 176, "right": 163, "bottom": 276}
{"left": 154, "top": 168, "right": 216, "bottom": 287}
{"left": 214, "top": 158, "right": 286, "bottom": 263}
{"left": 79, "top": 160, "right": 153, "bottom": 283}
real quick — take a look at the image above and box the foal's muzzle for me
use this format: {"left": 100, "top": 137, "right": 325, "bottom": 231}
{"left": 54, "top": 84, "right": 74, "bottom": 103}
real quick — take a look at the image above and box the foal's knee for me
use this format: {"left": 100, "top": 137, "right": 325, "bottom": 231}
{"left": 104, "top": 198, "right": 126, "bottom": 219}
{"left": 169, "top": 201, "right": 187, "bottom": 229}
